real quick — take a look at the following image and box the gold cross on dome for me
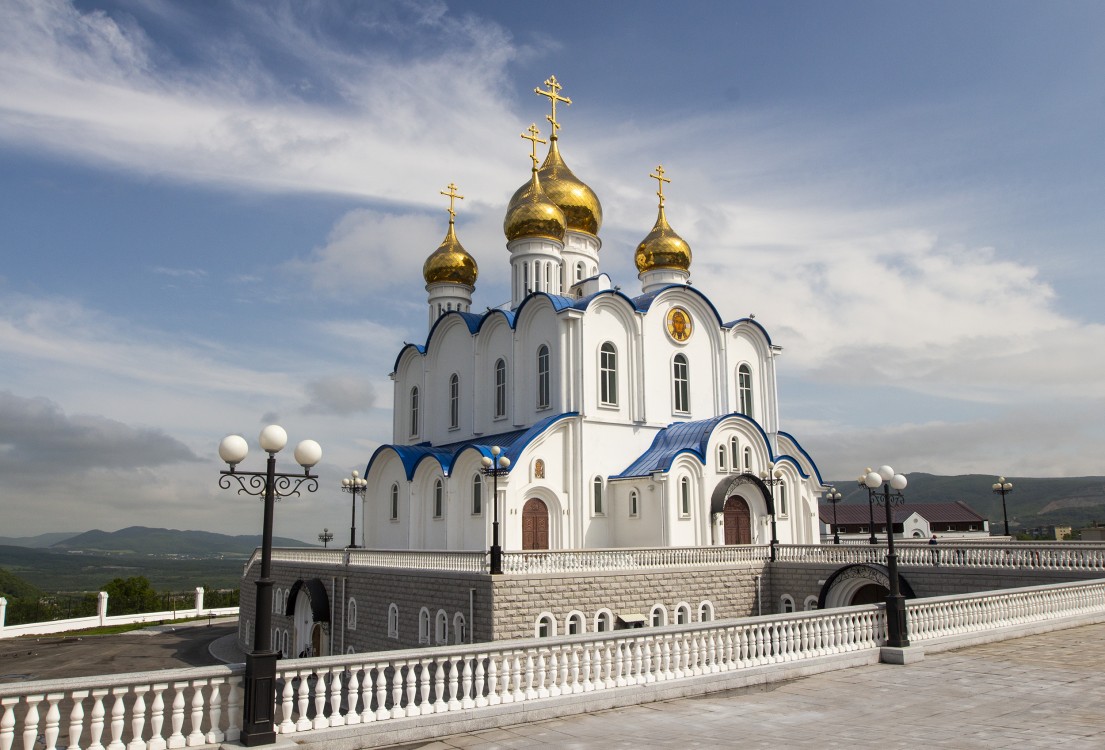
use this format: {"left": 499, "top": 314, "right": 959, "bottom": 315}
{"left": 521, "top": 123, "right": 546, "bottom": 169}
{"left": 534, "top": 75, "right": 571, "bottom": 137}
{"left": 650, "top": 165, "right": 671, "bottom": 207}
{"left": 440, "top": 182, "right": 464, "bottom": 222}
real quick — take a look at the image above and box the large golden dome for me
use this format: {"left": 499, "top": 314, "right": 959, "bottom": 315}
{"left": 509, "top": 140, "right": 602, "bottom": 236}
{"left": 504, "top": 170, "right": 566, "bottom": 242}
{"left": 635, "top": 206, "right": 691, "bottom": 273}
{"left": 423, "top": 222, "right": 478, "bottom": 287}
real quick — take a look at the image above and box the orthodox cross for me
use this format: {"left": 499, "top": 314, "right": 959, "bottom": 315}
{"left": 650, "top": 165, "right": 671, "bottom": 208}
{"left": 440, "top": 182, "right": 464, "bottom": 223}
{"left": 534, "top": 75, "right": 571, "bottom": 137}
{"left": 521, "top": 123, "right": 546, "bottom": 170}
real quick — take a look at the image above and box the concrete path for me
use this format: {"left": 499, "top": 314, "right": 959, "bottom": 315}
{"left": 381, "top": 622, "right": 1105, "bottom": 750}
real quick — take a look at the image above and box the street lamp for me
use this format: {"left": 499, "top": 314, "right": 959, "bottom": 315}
{"left": 857, "top": 467, "right": 878, "bottom": 545}
{"left": 758, "top": 462, "right": 783, "bottom": 561}
{"left": 992, "top": 476, "right": 1014, "bottom": 537}
{"left": 341, "top": 470, "right": 368, "bottom": 548}
{"left": 218, "top": 425, "right": 321, "bottom": 747}
{"left": 318, "top": 528, "right": 333, "bottom": 548}
{"left": 826, "top": 487, "right": 843, "bottom": 544}
{"left": 480, "top": 446, "right": 511, "bottom": 575}
{"left": 861, "top": 464, "right": 909, "bottom": 648}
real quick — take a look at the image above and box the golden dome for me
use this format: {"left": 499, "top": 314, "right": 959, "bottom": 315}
{"left": 509, "top": 140, "right": 602, "bottom": 236}
{"left": 635, "top": 206, "right": 691, "bottom": 273}
{"left": 504, "top": 170, "right": 566, "bottom": 242}
{"left": 423, "top": 222, "right": 478, "bottom": 287}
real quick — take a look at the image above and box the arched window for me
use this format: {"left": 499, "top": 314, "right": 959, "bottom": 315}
{"left": 435, "top": 609, "right": 448, "bottom": 645}
{"left": 494, "top": 358, "right": 507, "bottom": 418}
{"left": 599, "top": 342, "right": 617, "bottom": 406}
{"left": 390, "top": 483, "right": 399, "bottom": 520}
{"left": 675, "top": 603, "right": 691, "bottom": 625}
{"left": 418, "top": 607, "right": 431, "bottom": 644}
{"left": 673, "top": 354, "right": 689, "bottom": 413}
{"left": 629, "top": 490, "right": 639, "bottom": 517}
{"left": 680, "top": 476, "right": 691, "bottom": 516}
{"left": 471, "top": 474, "right": 483, "bottom": 515}
{"left": 595, "top": 609, "right": 614, "bottom": 633}
{"left": 778, "top": 481, "right": 788, "bottom": 516}
{"left": 409, "top": 386, "right": 419, "bottom": 438}
{"left": 566, "top": 611, "right": 584, "bottom": 635}
{"left": 453, "top": 613, "right": 467, "bottom": 644}
{"left": 717, "top": 444, "right": 727, "bottom": 471}
{"left": 449, "top": 373, "right": 460, "bottom": 429}
{"left": 433, "top": 479, "right": 444, "bottom": 518}
{"left": 730, "top": 437, "right": 739, "bottom": 472}
{"left": 347, "top": 598, "right": 357, "bottom": 630}
{"left": 593, "top": 476, "right": 604, "bottom": 515}
{"left": 388, "top": 603, "right": 400, "bottom": 639}
{"left": 537, "top": 345, "right": 550, "bottom": 409}
{"left": 743, "top": 446, "right": 752, "bottom": 472}
{"left": 780, "top": 595, "right": 795, "bottom": 614}
{"left": 699, "top": 601, "right": 715, "bottom": 621}
{"left": 536, "top": 613, "right": 556, "bottom": 638}
{"left": 738, "top": 364, "right": 753, "bottom": 416}
{"left": 804, "top": 596, "right": 818, "bottom": 611}
{"left": 650, "top": 604, "right": 668, "bottom": 627}
{"left": 576, "top": 261, "right": 585, "bottom": 282}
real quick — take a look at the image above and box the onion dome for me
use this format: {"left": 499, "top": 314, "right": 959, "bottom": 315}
{"left": 504, "top": 169, "right": 566, "bottom": 242}
{"left": 509, "top": 140, "right": 602, "bottom": 236}
{"left": 423, "top": 221, "right": 478, "bottom": 286}
{"left": 634, "top": 205, "right": 692, "bottom": 273}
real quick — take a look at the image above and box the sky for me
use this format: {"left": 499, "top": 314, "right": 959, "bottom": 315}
{"left": 1, "top": 0, "right": 1103, "bottom": 539}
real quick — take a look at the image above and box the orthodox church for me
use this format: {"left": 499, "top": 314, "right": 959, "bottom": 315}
{"left": 361, "top": 76, "right": 825, "bottom": 554}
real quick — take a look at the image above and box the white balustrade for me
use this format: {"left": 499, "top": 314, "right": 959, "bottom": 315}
{"left": 776, "top": 542, "right": 1105, "bottom": 571}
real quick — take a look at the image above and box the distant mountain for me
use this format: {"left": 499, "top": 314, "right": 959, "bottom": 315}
{"left": 0, "top": 567, "right": 42, "bottom": 599}
{"left": 50, "top": 526, "right": 314, "bottom": 557}
{"left": 826, "top": 473, "right": 1105, "bottom": 532}
{"left": 0, "top": 532, "right": 80, "bottom": 548}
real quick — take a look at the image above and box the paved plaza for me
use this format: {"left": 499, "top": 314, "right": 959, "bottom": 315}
{"left": 381, "top": 623, "right": 1105, "bottom": 750}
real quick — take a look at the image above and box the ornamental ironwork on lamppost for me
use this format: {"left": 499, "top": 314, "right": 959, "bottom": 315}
{"left": 857, "top": 467, "right": 878, "bottom": 545}
{"left": 318, "top": 528, "right": 333, "bottom": 548}
{"left": 758, "top": 462, "right": 783, "bottom": 561}
{"left": 341, "top": 470, "right": 368, "bottom": 548}
{"left": 992, "top": 476, "right": 1014, "bottom": 537}
{"left": 826, "top": 487, "right": 843, "bottom": 544}
{"left": 862, "top": 465, "right": 910, "bottom": 648}
{"left": 218, "top": 425, "right": 320, "bottom": 747}
{"left": 480, "top": 445, "right": 511, "bottom": 575}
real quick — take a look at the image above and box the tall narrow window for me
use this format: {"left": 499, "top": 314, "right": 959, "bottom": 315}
{"left": 680, "top": 476, "right": 691, "bottom": 516}
{"left": 390, "top": 483, "right": 399, "bottom": 520}
{"left": 449, "top": 373, "right": 459, "bottom": 429}
{"left": 717, "top": 445, "right": 727, "bottom": 471}
{"left": 673, "top": 354, "right": 689, "bottom": 413}
{"left": 409, "top": 386, "right": 419, "bottom": 438}
{"left": 593, "top": 476, "right": 604, "bottom": 514}
{"left": 730, "top": 437, "right": 739, "bottom": 472}
{"left": 388, "top": 603, "right": 399, "bottom": 638}
{"left": 471, "top": 474, "right": 483, "bottom": 515}
{"left": 738, "top": 364, "right": 753, "bottom": 416}
{"left": 494, "top": 358, "right": 507, "bottom": 418}
{"left": 743, "top": 446, "right": 752, "bottom": 472}
{"left": 433, "top": 478, "right": 444, "bottom": 518}
{"left": 778, "top": 481, "right": 787, "bottom": 516}
{"left": 576, "top": 261, "right": 584, "bottom": 282}
{"left": 537, "top": 345, "right": 550, "bottom": 409}
{"left": 629, "top": 490, "right": 639, "bottom": 517}
{"left": 599, "top": 342, "right": 617, "bottom": 406}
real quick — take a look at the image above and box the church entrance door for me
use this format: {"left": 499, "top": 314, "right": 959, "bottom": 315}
{"left": 522, "top": 498, "right": 550, "bottom": 550}
{"left": 723, "top": 497, "right": 752, "bottom": 545}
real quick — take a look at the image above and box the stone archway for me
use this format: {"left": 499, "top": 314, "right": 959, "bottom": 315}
{"left": 817, "top": 564, "right": 916, "bottom": 609}
{"left": 522, "top": 498, "right": 550, "bottom": 550}
{"left": 723, "top": 496, "right": 752, "bottom": 545}
{"left": 285, "top": 578, "right": 330, "bottom": 657}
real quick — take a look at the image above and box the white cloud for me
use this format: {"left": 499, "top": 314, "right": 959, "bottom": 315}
{"left": 303, "top": 375, "right": 376, "bottom": 415}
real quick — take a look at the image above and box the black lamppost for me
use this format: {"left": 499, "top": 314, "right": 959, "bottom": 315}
{"left": 318, "top": 528, "right": 333, "bottom": 548}
{"left": 862, "top": 465, "right": 909, "bottom": 648}
{"left": 218, "top": 426, "right": 321, "bottom": 746}
{"left": 480, "top": 445, "right": 511, "bottom": 575}
{"left": 341, "top": 469, "right": 367, "bottom": 548}
{"left": 759, "top": 461, "right": 783, "bottom": 561}
{"left": 858, "top": 467, "right": 878, "bottom": 545}
{"left": 992, "top": 476, "right": 1014, "bottom": 537}
{"left": 826, "top": 487, "right": 843, "bottom": 544}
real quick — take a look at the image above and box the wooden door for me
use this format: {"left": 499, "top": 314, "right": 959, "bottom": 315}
{"left": 522, "top": 498, "right": 550, "bottom": 550}
{"left": 723, "top": 497, "right": 752, "bottom": 545}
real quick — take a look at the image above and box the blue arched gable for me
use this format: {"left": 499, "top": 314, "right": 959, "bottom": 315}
{"left": 778, "top": 431, "right": 824, "bottom": 484}
{"left": 474, "top": 307, "right": 516, "bottom": 335}
{"left": 630, "top": 284, "right": 725, "bottom": 327}
{"left": 723, "top": 317, "right": 774, "bottom": 347}
{"left": 772, "top": 454, "right": 812, "bottom": 480}
{"left": 615, "top": 412, "right": 776, "bottom": 478}
{"left": 391, "top": 343, "right": 426, "bottom": 376}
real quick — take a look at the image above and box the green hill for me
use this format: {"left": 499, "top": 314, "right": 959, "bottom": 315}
{"left": 0, "top": 567, "right": 42, "bottom": 599}
{"left": 51, "top": 526, "right": 312, "bottom": 556}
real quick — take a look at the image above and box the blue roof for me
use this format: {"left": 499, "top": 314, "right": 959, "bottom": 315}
{"left": 366, "top": 412, "right": 578, "bottom": 480}
{"left": 778, "top": 431, "right": 823, "bottom": 484}
{"left": 721, "top": 316, "right": 774, "bottom": 346}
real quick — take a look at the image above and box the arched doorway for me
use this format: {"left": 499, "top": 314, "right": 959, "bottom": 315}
{"left": 285, "top": 578, "right": 330, "bottom": 658}
{"left": 723, "top": 496, "right": 752, "bottom": 545}
{"left": 817, "top": 564, "right": 916, "bottom": 609}
{"left": 522, "top": 498, "right": 549, "bottom": 550}
{"left": 850, "top": 583, "right": 887, "bottom": 605}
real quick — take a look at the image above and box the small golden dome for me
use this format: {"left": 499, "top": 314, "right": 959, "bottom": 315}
{"left": 423, "top": 222, "right": 478, "bottom": 287}
{"left": 635, "top": 206, "right": 691, "bottom": 273}
{"left": 509, "top": 140, "right": 602, "bottom": 236}
{"left": 504, "top": 170, "right": 566, "bottom": 242}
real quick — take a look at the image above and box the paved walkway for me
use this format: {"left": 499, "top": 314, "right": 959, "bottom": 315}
{"left": 382, "top": 623, "right": 1105, "bottom": 750}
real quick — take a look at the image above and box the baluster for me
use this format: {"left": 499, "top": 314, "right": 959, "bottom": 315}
{"left": 460, "top": 656, "right": 476, "bottom": 709}
{"left": 523, "top": 651, "right": 537, "bottom": 700}
{"left": 613, "top": 640, "right": 628, "bottom": 688}
{"left": 278, "top": 676, "right": 295, "bottom": 734}
{"left": 496, "top": 654, "right": 512, "bottom": 704}
{"left": 106, "top": 686, "right": 127, "bottom": 750}
{"left": 165, "top": 684, "right": 185, "bottom": 750}
{"left": 581, "top": 646, "right": 593, "bottom": 692}
{"left": 417, "top": 658, "right": 433, "bottom": 716}
{"left": 205, "top": 679, "right": 225, "bottom": 744}
{"left": 546, "top": 648, "right": 562, "bottom": 698}
{"left": 602, "top": 642, "right": 615, "bottom": 689}
{"left": 632, "top": 640, "right": 644, "bottom": 684}
{"left": 387, "top": 661, "right": 404, "bottom": 719}
{"left": 147, "top": 683, "right": 167, "bottom": 750}
{"left": 569, "top": 646, "right": 582, "bottom": 693}
{"left": 511, "top": 651, "right": 525, "bottom": 703}
{"left": 39, "top": 693, "right": 61, "bottom": 750}
{"left": 398, "top": 661, "right": 417, "bottom": 718}
{"left": 374, "top": 666, "right": 390, "bottom": 721}
{"left": 485, "top": 654, "right": 500, "bottom": 706}
{"left": 474, "top": 655, "right": 489, "bottom": 708}
{"left": 708, "top": 631, "right": 720, "bottom": 673}
{"left": 329, "top": 667, "right": 345, "bottom": 727}
{"left": 311, "top": 669, "right": 329, "bottom": 730}
{"left": 0, "top": 697, "right": 16, "bottom": 750}
{"left": 447, "top": 659, "right": 462, "bottom": 710}
{"left": 358, "top": 666, "right": 375, "bottom": 723}
{"left": 689, "top": 633, "right": 702, "bottom": 676}
{"left": 535, "top": 651, "right": 548, "bottom": 699}
{"left": 186, "top": 680, "right": 205, "bottom": 747}
{"left": 22, "top": 696, "right": 42, "bottom": 750}
{"left": 432, "top": 659, "right": 448, "bottom": 713}
{"left": 65, "top": 690, "right": 89, "bottom": 750}
{"left": 671, "top": 637, "right": 683, "bottom": 679}
{"left": 295, "top": 670, "right": 312, "bottom": 732}
{"left": 126, "top": 684, "right": 147, "bottom": 750}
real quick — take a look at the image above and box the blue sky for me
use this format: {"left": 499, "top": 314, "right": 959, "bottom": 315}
{"left": 1, "top": 0, "right": 1103, "bottom": 538}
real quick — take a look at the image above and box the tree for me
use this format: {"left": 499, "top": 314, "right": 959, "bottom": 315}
{"left": 103, "top": 576, "right": 160, "bottom": 615}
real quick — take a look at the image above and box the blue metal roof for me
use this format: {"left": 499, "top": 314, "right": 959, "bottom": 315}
{"left": 778, "top": 431, "right": 822, "bottom": 484}
{"left": 629, "top": 284, "right": 725, "bottom": 326}
{"left": 721, "top": 316, "right": 774, "bottom": 346}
